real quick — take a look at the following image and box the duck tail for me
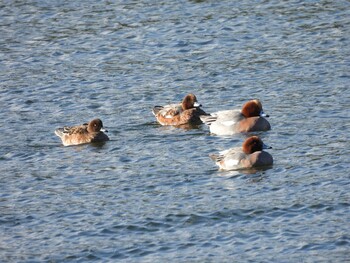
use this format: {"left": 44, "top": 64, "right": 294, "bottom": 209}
{"left": 209, "top": 153, "right": 224, "bottom": 162}
{"left": 152, "top": 106, "right": 163, "bottom": 116}
{"left": 54, "top": 128, "right": 65, "bottom": 138}
{"left": 199, "top": 115, "right": 217, "bottom": 126}
{"left": 209, "top": 154, "right": 218, "bottom": 161}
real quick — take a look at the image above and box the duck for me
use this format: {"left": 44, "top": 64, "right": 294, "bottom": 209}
{"left": 152, "top": 93, "right": 208, "bottom": 126}
{"left": 55, "top": 118, "right": 109, "bottom": 146}
{"left": 210, "top": 136, "right": 273, "bottom": 170}
{"left": 200, "top": 99, "right": 271, "bottom": 135}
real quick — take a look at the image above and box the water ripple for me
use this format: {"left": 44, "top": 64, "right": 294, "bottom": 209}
{"left": 1, "top": 0, "right": 349, "bottom": 262}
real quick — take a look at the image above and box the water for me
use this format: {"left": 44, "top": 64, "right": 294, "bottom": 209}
{"left": 1, "top": 0, "right": 349, "bottom": 262}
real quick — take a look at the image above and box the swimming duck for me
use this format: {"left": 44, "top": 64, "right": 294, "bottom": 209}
{"left": 200, "top": 99, "right": 270, "bottom": 135}
{"left": 152, "top": 93, "right": 207, "bottom": 126}
{"left": 210, "top": 136, "right": 273, "bottom": 170}
{"left": 55, "top": 118, "right": 109, "bottom": 146}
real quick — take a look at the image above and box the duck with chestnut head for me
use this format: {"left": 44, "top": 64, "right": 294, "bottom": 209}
{"left": 210, "top": 136, "right": 273, "bottom": 171}
{"left": 152, "top": 93, "right": 207, "bottom": 126}
{"left": 200, "top": 99, "right": 271, "bottom": 135}
{"left": 55, "top": 118, "right": 109, "bottom": 146}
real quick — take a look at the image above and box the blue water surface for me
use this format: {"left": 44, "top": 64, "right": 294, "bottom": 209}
{"left": 0, "top": 0, "right": 349, "bottom": 262}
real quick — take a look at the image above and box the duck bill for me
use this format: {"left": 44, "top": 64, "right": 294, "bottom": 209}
{"left": 262, "top": 143, "right": 272, "bottom": 149}
{"left": 101, "top": 128, "right": 108, "bottom": 133}
{"left": 193, "top": 102, "right": 202, "bottom": 107}
{"left": 260, "top": 110, "right": 269, "bottom": 117}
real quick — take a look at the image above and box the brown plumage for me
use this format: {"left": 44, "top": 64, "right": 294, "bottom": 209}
{"left": 152, "top": 93, "right": 208, "bottom": 126}
{"left": 210, "top": 136, "right": 273, "bottom": 170}
{"left": 55, "top": 118, "right": 109, "bottom": 146}
{"left": 200, "top": 99, "right": 271, "bottom": 135}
